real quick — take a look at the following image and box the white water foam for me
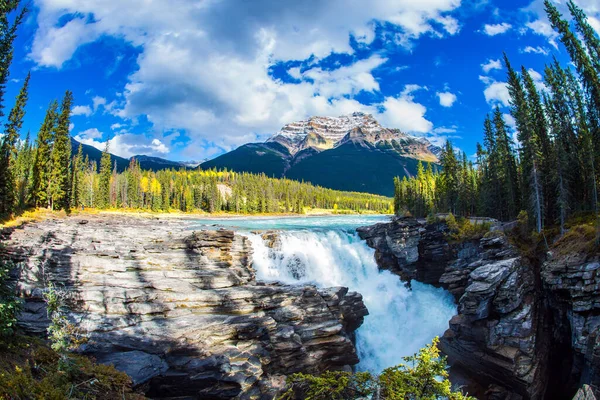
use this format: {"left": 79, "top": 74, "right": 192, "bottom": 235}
{"left": 246, "top": 229, "right": 457, "bottom": 372}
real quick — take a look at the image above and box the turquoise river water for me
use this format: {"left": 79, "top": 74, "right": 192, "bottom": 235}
{"left": 190, "top": 215, "right": 457, "bottom": 373}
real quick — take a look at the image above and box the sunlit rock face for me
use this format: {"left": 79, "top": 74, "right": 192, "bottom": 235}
{"left": 268, "top": 112, "right": 440, "bottom": 162}
{"left": 2, "top": 215, "right": 367, "bottom": 399}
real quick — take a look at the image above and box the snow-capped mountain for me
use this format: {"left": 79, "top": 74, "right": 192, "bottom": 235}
{"left": 202, "top": 112, "right": 443, "bottom": 196}
{"left": 267, "top": 112, "right": 441, "bottom": 162}
{"left": 269, "top": 112, "right": 383, "bottom": 144}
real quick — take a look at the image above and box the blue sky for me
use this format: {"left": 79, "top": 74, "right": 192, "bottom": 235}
{"left": 5, "top": 0, "right": 600, "bottom": 161}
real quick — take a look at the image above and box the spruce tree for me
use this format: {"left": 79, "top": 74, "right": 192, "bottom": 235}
{"left": 493, "top": 106, "right": 520, "bottom": 220}
{"left": 480, "top": 115, "right": 501, "bottom": 218}
{"left": 522, "top": 67, "right": 554, "bottom": 227}
{"left": 48, "top": 91, "right": 73, "bottom": 211}
{"left": 30, "top": 101, "right": 58, "bottom": 207}
{"left": 98, "top": 141, "right": 112, "bottom": 209}
{"left": 505, "top": 55, "right": 543, "bottom": 232}
{"left": 71, "top": 144, "right": 83, "bottom": 209}
{"left": 440, "top": 140, "right": 459, "bottom": 214}
{"left": 0, "top": 2, "right": 26, "bottom": 119}
{"left": 545, "top": 0, "right": 600, "bottom": 112}
{"left": 14, "top": 131, "right": 32, "bottom": 209}
{"left": 0, "top": 72, "right": 29, "bottom": 214}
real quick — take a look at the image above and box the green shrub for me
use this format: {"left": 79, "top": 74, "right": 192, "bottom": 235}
{"left": 0, "top": 335, "right": 143, "bottom": 400}
{"left": 0, "top": 256, "right": 21, "bottom": 337}
{"left": 279, "top": 337, "right": 474, "bottom": 400}
{"left": 444, "top": 215, "right": 491, "bottom": 242}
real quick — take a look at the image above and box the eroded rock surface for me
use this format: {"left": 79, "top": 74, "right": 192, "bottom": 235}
{"left": 357, "top": 217, "right": 597, "bottom": 399}
{"left": 542, "top": 253, "right": 600, "bottom": 396}
{"left": 1, "top": 214, "right": 367, "bottom": 399}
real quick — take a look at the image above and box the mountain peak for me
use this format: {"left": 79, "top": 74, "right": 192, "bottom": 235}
{"left": 266, "top": 112, "right": 440, "bottom": 162}
{"left": 268, "top": 112, "right": 383, "bottom": 147}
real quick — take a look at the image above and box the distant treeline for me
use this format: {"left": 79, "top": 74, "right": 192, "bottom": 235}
{"left": 7, "top": 131, "right": 393, "bottom": 214}
{"left": 396, "top": 0, "right": 600, "bottom": 235}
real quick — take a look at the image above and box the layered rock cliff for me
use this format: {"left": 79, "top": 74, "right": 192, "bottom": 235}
{"left": 1, "top": 214, "right": 368, "bottom": 399}
{"left": 358, "top": 217, "right": 600, "bottom": 399}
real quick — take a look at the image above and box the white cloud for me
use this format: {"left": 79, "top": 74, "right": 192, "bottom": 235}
{"left": 525, "top": 20, "right": 559, "bottom": 49}
{"left": 522, "top": 45, "right": 549, "bottom": 55}
{"left": 29, "top": 0, "right": 463, "bottom": 158}
{"left": 480, "top": 75, "right": 510, "bottom": 107}
{"left": 77, "top": 128, "right": 103, "bottom": 139}
{"left": 92, "top": 96, "right": 107, "bottom": 112}
{"left": 590, "top": 16, "right": 600, "bottom": 35}
{"left": 481, "top": 59, "right": 502, "bottom": 73}
{"left": 74, "top": 132, "right": 170, "bottom": 158}
{"left": 503, "top": 113, "right": 516, "bottom": 129}
{"left": 482, "top": 22, "right": 512, "bottom": 36}
{"left": 71, "top": 105, "right": 92, "bottom": 117}
{"left": 437, "top": 91, "right": 457, "bottom": 107}
{"left": 379, "top": 98, "right": 432, "bottom": 133}
{"left": 433, "top": 126, "right": 457, "bottom": 134}
{"left": 110, "top": 123, "right": 124, "bottom": 130}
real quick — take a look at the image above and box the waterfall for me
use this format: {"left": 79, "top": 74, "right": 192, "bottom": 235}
{"left": 246, "top": 229, "right": 457, "bottom": 373}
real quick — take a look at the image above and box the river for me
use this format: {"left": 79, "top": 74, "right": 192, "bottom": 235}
{"left": 191, "top": 215, "right": 457, "bottom": 373}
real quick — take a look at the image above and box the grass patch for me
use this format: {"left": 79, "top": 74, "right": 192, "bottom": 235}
{"left": 552, "top": 223, "right": 598, "bottom": 257}
{"left": 0, "top": 209, "right": 67, "bottom": 229}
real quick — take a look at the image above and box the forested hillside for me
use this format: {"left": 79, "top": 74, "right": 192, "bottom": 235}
{"left": 395, "top": 0, "right": 600, "bottom": 237}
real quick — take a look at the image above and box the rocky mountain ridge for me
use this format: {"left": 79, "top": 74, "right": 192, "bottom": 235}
{"left": 267, "top": 112, "right": 440, "bottom": 161}
{"left": 202, "top": 112, "right": 441, "bottom": 196}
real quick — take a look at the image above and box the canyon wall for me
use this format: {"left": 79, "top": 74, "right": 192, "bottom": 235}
{"left": 358, "top": 218, "right": 599, "bottom": 400}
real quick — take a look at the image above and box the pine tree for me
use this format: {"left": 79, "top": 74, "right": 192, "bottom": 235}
{"left": 505, "top": 55, "right": 543, "bottom": 232}
{"left": 30, "top": 101, "right": 58, "bottom": 207}
{"left": 0, "top": 2, "right": 26, "bottom": 119}
{"left": 48, "top": 91, "right": 73, "bottom": 211}
{"left": 440, "top": 140, "right": 459, "bottom": 214}
{"left": 481, "top": 114, "right": 499, "bottom": 218}
{"left": 567, "top": 1, "right": 600, "bottom": 75}
{"left": 545, "top": 0, "right": 600, "bottom": 112}
{"left": 522, "top": 67, "right": 554, "bottom": 227}
{"left": 98, "top": 141, "right": 112, "bottom": 209}
{"left": 14, "top": 131, "right": 32, "bottom": 209}
{"left": 0, "top": 72, "right": 29, "bottom": 214}
{"left": 71, "top": 144, "right": 83, "bottom": 209}
{"left": 493, "top": 106, "right": 520, "bottom": 220}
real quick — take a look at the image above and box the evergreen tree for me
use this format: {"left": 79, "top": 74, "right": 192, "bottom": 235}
{"left": 545, "top": 0, "right": 600, "bottom": 113}
{"left": 14, "top": 131, "right": 32, "bottom": 209}
{"left": 0, "top": 72, "right": 29, "bottom": 214}
{"left": 30, "top": 101, "right": 58, "bottom": 207}
{"left": 480, "top": 114, "right": 499, "bottom": 218}
{"left": 440, "top": 140, "right": 459, "bottom": 214}
{"left": 98, "top": 141, "right": 112, "bottom": 209}
{"left": 567, "top": 1, "right": 600, "bottom": 76}
{"left": 71, "top": 144, "right": 83, "bottom": 209}
{"left": 48, "top": 91, "right": 73, "bottom": 211}
{"left": 505, "top": 55, "right": 543, "bottom": 232}
{"left": 492, "top": 106, "right": 520, "bottom": 220}
{"left": 0, "top": 2, "right": 26, "bottom": 118}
